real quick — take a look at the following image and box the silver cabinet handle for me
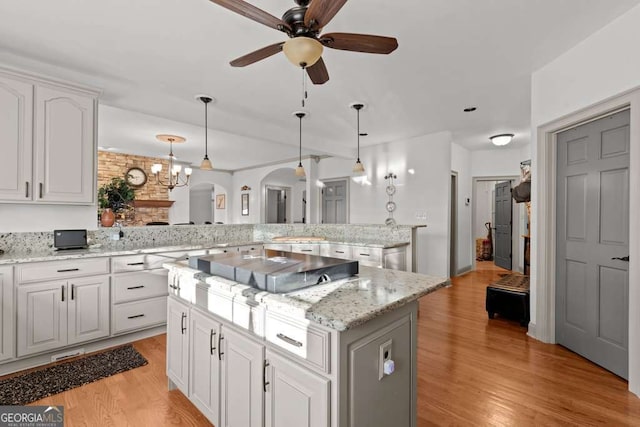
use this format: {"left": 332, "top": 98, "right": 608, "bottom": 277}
{"left": 276, "top": 333, "right": 303, "bottom": 347}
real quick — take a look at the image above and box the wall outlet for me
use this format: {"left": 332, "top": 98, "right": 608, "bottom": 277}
{"left": 378, "top": 339, "right": 393, "bottom": 380}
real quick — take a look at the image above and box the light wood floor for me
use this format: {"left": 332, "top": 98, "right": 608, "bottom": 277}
{"left": 22, "top": 262, "right": 640, "bottom": 426}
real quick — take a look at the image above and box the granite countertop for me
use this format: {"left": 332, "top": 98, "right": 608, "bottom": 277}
{"left": 0, "top": 241, "right": 263, "bottom": 265}
{"left": 166, "top": 262, "right": 448, "bottom": 331}
{"left": 264, "top": 238, "right": 410, "bottom": 249}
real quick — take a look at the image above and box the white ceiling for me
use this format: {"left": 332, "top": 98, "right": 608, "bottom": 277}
{"left": 1, "top": 0, "right": 639, "bottom": 170}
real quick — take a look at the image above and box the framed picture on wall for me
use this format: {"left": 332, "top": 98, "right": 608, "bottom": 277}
{"left": 216, "top": 194, "right": 225, "bottom": 209}
{"left": 241, "top": 193, "right": 249, "bottom": 216}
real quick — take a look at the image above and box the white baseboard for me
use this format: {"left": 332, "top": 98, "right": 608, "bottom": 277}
{"left": 526, "top": 321, "right": 537, "bottom": 340}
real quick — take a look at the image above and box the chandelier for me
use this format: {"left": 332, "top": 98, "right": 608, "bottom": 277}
{"left": 151, "top": 134, "right": 192, "bottom": 191}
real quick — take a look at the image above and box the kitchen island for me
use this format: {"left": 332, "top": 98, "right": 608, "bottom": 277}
{"left": 165, "top": 259, "right": 448, "bottom": 427}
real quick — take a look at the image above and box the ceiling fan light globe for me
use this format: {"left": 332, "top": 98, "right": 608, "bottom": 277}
{"left": 200, "top": 157, "right": 213, "bottom": 171}
{"left": 295, "top": 165, "right": 306, "bottom": 177}
{"left": 283, "top": 37, "right": 323, "bottom": 67}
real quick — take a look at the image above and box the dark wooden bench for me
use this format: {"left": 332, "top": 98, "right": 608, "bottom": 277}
{"left": 486, "top": 274, "right": 530, "bottom": 326}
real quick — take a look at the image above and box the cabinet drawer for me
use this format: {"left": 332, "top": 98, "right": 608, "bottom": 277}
{"left": 111, "top": 254, "right": 170, "bottom": 272}
{"left": 195, "top": 285, "right": 233, "bottom": 322}
{"left": 237, "top": 245, "right": 263, "bottom": 256}
{"left": 113, "top": 269, "right": 168, "bottom": 303}
{"left": 352, "top": 247, "right": 382, "bottom": 264}
{"left": 112, "top": 296, "right": 167, "bottom": 334}
{"left": 233, "top": 298, "right": 265, "bottom": 337}
{"left": 290, "top": 244, "right": 319, "bottom": 255}
{"left": 264, "top": 243, "right": 291, "bottom": 252}
{"left": 321, "top": 244, "right": 352, "bottom": 259}
{"left": 265, "top": 311, "right": 330, "bottom": 373}
{"left": 16, "top": 257, "right": 110, "bottom": 283}
{"left": 161, "top": 249, "right": 207, "bottom": 261}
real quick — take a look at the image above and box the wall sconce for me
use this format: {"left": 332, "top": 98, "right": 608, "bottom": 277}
{"left": 241, "top": 185, "right": 251, "bottom": 191}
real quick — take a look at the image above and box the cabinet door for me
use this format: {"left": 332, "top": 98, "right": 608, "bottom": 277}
{"left": 34, "top": 84, "right": 95, "bottom": 203}
{"left": 167, "top": 297, "right": 190, "bottom": 394}
{"left": 68, "top": 276, "right": 110, "bottom": 345}
{"left": 221, "top": 326, "right": 264, "bottom": 427}
{"left": 0, "top": 74, "right": 33, "bottom": 201}
{"left": 189, "top": 309, "right": 222, "bottom": 426}
{"left": 0, "top": 266, "right": 15, "bottom": 362}
{"left": 17, "top": 280, "right": 67, "bottom": 357}
{"left": 265, "top": 350, "right": 330, "bottom": 427}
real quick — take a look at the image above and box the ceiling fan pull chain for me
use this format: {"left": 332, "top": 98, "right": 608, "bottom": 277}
{"left": 301, "top": 66, "right": 306, "bottom": 107}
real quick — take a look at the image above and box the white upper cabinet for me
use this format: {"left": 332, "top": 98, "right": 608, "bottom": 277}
{"left": 0, "top": 74, "right": 33, "bottom": 201}
{"left": 0, "top": 68, "right": 98, "bottom": 205}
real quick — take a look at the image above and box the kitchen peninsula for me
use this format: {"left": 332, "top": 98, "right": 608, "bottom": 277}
{"left": 164, "top": 252, "right": 447, "bottom": 427}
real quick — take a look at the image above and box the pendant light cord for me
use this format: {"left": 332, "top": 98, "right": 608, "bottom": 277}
{"left": 204, "top": 100, "right": 209, "bottom": 158}
{"left": 356, "top": 108, "right": 360, "bottom": 161}
{"left": 299, "top": 114, "right": 303, "bottom": 166}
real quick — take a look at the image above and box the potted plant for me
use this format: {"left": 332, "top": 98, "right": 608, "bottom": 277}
{"left": 98, "top": 177, "right": 135, "bottom": 226}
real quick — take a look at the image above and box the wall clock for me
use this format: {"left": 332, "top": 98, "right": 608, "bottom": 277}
{"left": 125, "top": 167, "right": 147, "bottom": 187}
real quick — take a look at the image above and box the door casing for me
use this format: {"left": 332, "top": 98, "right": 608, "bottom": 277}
{"left": 534, "top": 88, "right": 640, "bottom": 395}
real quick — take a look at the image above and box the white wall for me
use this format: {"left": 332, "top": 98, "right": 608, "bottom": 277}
{"left": 531, "top": 4, "right": 640, "bottom": 395}
{"left": 170, "top": 168, "right": 232, "bottom": 224}
{"left": 318, "top": 131, "right": 453, "bottom": 277}
{"left": 471, "top": 147, "right": 529, "bottom": 177}
{"left": 451, "top": 143, "right": 473, "bottom": 273}
{"left": 189, "top": 184, "right": 213, "bottom": 224}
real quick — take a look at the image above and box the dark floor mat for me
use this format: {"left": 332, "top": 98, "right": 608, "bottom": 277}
{"left": 0, "top": 344, "right": 148, "bottom": 405}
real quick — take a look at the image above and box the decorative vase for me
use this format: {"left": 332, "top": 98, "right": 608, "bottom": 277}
{"left": 101, "top": 208, "right": 115, "bottom": 227}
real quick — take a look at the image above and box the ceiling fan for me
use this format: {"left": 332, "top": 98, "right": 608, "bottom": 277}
{"left": 209, "top": 0, "right": 399, "bottom": 85}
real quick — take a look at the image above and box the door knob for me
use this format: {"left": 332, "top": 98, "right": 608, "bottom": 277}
{"left": 611, "top": 256, "right": 630, "bottom": 262}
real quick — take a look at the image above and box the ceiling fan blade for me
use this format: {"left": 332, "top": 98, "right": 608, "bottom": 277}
{"left": 209, "top": 0, "right": 291, "bottom": 33}
{"left": 304, "top": 0, "right": 347, "bottom": 29}
{"left": 321, "top": 32, "right": 398, "bottom": 54}
{"left": 230, "top": 42, "right": 285, "bottom": 67}
{"left": 306, "top": 57, "right": 329, "bottom": 85}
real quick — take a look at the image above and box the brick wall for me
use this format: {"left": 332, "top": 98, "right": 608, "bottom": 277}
{"left": 98, "top": 151, "right": 170, "bottom": 226}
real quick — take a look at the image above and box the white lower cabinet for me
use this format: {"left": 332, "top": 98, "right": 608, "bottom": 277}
{"left": 16, "top": 275, "right": 109, "bottom": 357}
{"left": 189, "top": 308, "right": 221, "bottom": 426}
{"left": 265, "top": 349, "right": 330, "bottom": 427}
{"left": 0, "top": 266, "right": 14, "bottom": 362}
{"left": 220, "top": 326, "right": 265, "bottom": 427}
{"left": 167, "top": 297, "right": 190, "bottom": 395}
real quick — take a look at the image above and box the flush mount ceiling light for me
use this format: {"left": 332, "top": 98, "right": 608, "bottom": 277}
{"left": 196, "top": 95, "right": 215, "bottom": 170}
{"left": 294, "top": 111, "right": 307, "bottom": 177}
{"left": 151, "top": 134, "right": 192, "bottom": 191}
{"left": 490, "top": 133, "right": 514, "bottom": 146}
{"left": 351, "top": 103, "right": 366, "bottom": 174}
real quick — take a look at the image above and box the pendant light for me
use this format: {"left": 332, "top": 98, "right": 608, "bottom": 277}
{"left": 351, "top": 103, "right": 365, "bottom": 173}
{"left": 294, "top": 111, "right": 306, "bottom": 177}
{"left": 197, "top": 95, "right": 214, "bottom": 170}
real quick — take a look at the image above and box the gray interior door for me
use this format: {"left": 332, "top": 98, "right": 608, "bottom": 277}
{"left": 494, "top": 181, "right": 512, "bottom": 270}
{"left": 322, "top": 180, "right": 347, "bottom": 224}
{"left": 556, "top": 109, "right": 630, "bottom": 379}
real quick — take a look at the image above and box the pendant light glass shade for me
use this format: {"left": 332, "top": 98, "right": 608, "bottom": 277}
{"left": 198, "top": 96, "right": 214, "bottom": 170}
{"left": 294, "top": 111, "right": 306, "bottom": 177}
{"left": 351, "top": 103, "right": 365, "bottom": 174}
{"left": 283, "top": 37, "right": 323, "bottom": 68}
